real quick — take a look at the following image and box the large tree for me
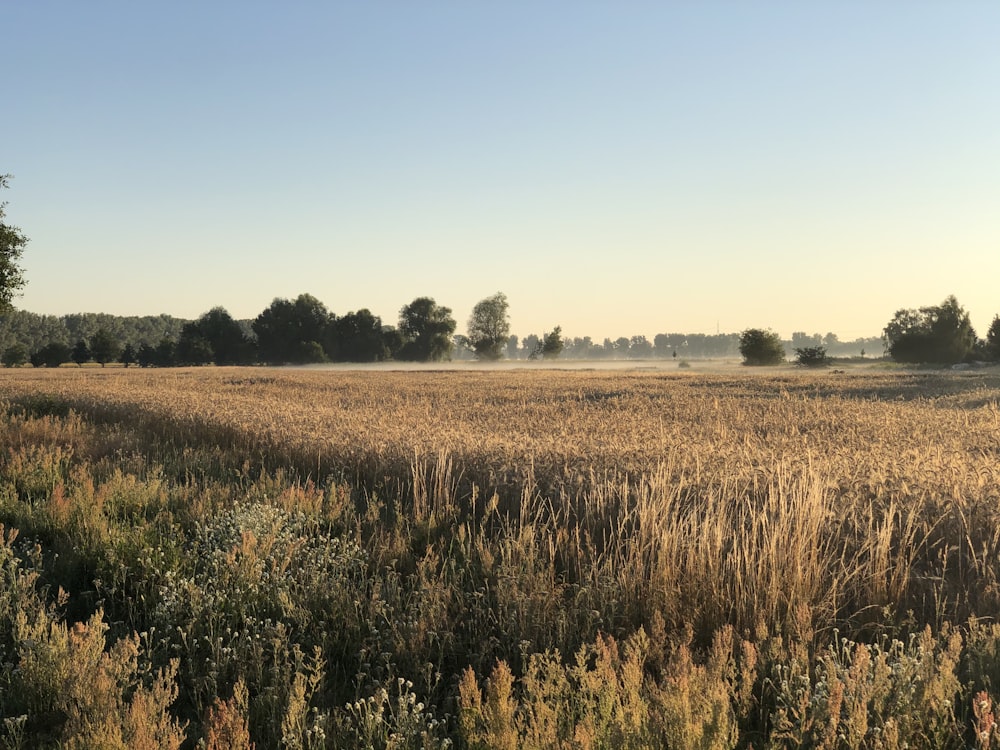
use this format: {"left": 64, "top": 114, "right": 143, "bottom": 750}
{"left": 986, "top": 315, "right": 1000, "bottom": 361}
{"left": 1, "top": 343, "right": 28, "bottom": 367}
{"left": 183, "top": 307, "right": 255, "bottom": 365}
{"left": 175, "top": 325, "right": 214, "bottom": 365}
{"left": 739, "top": 328, "right": 786, "bottom": 365}
{"left": 541, "top": 326, "right": 564, "bottom": 359}
{"left": 71, "top": 339, "right": 91, "bottom": 367}
{"left": 89, "top": 328, "right": 122, "bottom": 367}
{"left": 397, "top": 297, "right": 456, "bottom": 362}
{"left": 332, "top": 309, "right": 391, "bottom": 362}
{"left": 32, "top": 341, "right": 71, "bottom": 368}
{"left": 467, "top": 292, "right": 510, "bottom": 361}
{"left": 0, "top": 175, "right": 28, "bottom": 311}
{"left": 883, "top": 295, "right": 977, "bottom": 364}
{"left": 253, "top": 294, "right": 332, "bottom": 364}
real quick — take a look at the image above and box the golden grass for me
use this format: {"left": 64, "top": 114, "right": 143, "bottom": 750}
{"left": 1, "top": 367, "right": 997, "bottom": 489}
{"left": 1, "top": 366, "right": 998, "bottom": 637}
{"left": 2, "top": 366, "right": 1000, "bottom": 746}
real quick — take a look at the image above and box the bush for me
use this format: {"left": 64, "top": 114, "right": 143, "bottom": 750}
{"left": 739, "top": 329, "right": 785, "bottom": 366}
{"left": 794, "top": 346, "right": 831, "bottom": 367}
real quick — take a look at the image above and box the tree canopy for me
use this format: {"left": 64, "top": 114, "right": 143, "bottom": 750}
{"left": 253, "top": 294, "right": 332, "bottom": 364}
{"left": 89, "top": 328, "right": 122, "bottom": 367}
{"left": 71, "top": 339, "right": 91, "bottom": 367}
{"left": 397, "top": 297, "right": 456, "bottom": 362}
{"left": 0, "top": 175, "right": 28, "bottom": 312}
{"left": 32, "top": 341, "right": 71, "bottom": 368}
{"left": 739, "top": 329, "right": 786, "bottom": 366}
{"left": 467, "top": 292, "right": 510, "bottom": 361}
{"left": 183, "top": 307, "right": 255, "bottom": 365}
{"left": 988, "top": 316, "right": 1000, "bottom": 361}
{"left": 541, "top": 326, "right": 564, "bottom": 359}
{"left": 883, "top": 295, "right": 977, "bottom": 364}
{"left": 333, "top": 309, "right": 391, "bottom": 362}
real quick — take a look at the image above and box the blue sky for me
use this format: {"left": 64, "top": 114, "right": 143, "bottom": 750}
{"left": 5, "top": 2, "right": 998, "bottom": 341}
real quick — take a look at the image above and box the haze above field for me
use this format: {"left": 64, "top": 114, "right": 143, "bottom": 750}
{"left": 5, "top": 2, "right": 999, "bottom": 340}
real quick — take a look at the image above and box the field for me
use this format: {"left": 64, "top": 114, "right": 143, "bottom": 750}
{"left": 1, "top": 365, "right": 1000, "bottom": 748}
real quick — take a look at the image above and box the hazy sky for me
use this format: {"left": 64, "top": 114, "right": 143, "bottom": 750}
{"left": 5, "top": 2, "right": 998, "bottom": 341}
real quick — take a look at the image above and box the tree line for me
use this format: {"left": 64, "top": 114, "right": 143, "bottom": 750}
{"left": 0, "top": 291, "right": 891, "bottom": 368}
{"left": 2, "top": 180, "right": 996, "bottom": 368}
{"left": 739, "top": 295, "right": 1000, "bottom": 367}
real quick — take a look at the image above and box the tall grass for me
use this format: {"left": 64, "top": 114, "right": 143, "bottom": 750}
{"left": 0, "top": 367, "right": 998, "bottom": 746}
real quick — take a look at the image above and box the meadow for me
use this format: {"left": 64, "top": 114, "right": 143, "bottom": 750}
{"left": 1, "top": 365, "right": 999, "bottom": 748}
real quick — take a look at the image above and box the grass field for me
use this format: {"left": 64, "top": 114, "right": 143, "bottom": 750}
{"left": 1, "top": 366, "right": 999, "bottom": 748}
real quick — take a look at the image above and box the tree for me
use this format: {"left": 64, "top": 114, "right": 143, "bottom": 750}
{"left": 71, "top": 339, "right": 91, "bottom": 366}
{"left": 467, "top": 292, "right": 510, "bottom": 361}
{"left": 397, "top": 297, "right": 456, "bottom": 362}
{"left": 174, "top": 308, "right": 255, "bottom": 365}
{"left": 332, "top": 309, "right": 391, "bottom": 362}
{"left": 136, "top": 343, "right": 157, "bottom": 368}
{"left": 739, "top": 329, "right": 785, "bottom": 365}
{"left": 565, "top": 336, "right": 594, "bottom": 358}
{"left": 795, "top": 345, "right": 831, "bottom": 367}
{"left": 986, "top": 315, "right": 1000, "bottom": 361}
{"left": 382, "top": 326, "right": 404, "bottom": 360}
{"left": 522, "top": 334, "right": 541, "bottom": 359}
{"left": 187, "top": 307, "right": 255, "bottom": 365}
{"left": 120, "top": 343, "right": 137, "bottom": 368}
{"left": 630, "top": 335, "right": 653, "bottom": 358}
{"left": 32, "top": 342, "right": 71, "bottom": 368}
{"left": 176, "top": 325, "right": 214, "bottom": 365}
{"left": 154, "top": 337, "right": 177, "bottom": 367}
{"left": 791, "top": 332, "right": 822, "bottom": 350}
{"left": 541, "top": 326, "right": 564, "bottom": 359}
{"left": 452, "top": 334, "right": 475, "bottom": 360}
{"left": 253, "top": 294, "right": 332, "bottom": 364}
{"left": 883, "top": 295, "right": 977, "bottom": 364}
{"left": 89, "top": 328, "right": 122, "bottom": 367}
{"left": 506, "top": 335, "right": 520, "bottom": 360}
{"left": 2, "top": 343, "right": 28, "bottom": 367}
{"left": 0, "top": 175, "right": 28, "bottom": 311}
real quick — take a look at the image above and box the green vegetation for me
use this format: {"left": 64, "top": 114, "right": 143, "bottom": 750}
{"left": 397, "top": 296, "right": 457, "bottom": 362}
{"left": 89, "top": 327, "right": 122, "bottom": 367}
{"left": 988, "top": 315, "right": 1000, "bottom": 361}
{"left": 794, "top": 345, "right": 831, "bottom": 367}
{"left": 739, "top": 328, "right": 786, "bottom": 365}
{"left": 540, "top": 325, "right": 564, "bottom": 359}
{"left": 467, "top": 292, "right": 510, "bottom": 361}
{"left": 883, "top": 295, "right": 978, "bottom": 365}
{"left": 0, "top": 175, "right": 28, "bottom": 312}
{"left": 1, "top": 343, "right": 27, "bottom": 367}
{"left": 2, "top": 301, "right": 901, "bottom": 368}
{"left": 0, "top": 368, "right": 999, "bottom": 747}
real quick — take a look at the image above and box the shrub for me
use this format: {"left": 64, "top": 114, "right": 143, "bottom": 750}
{"left": 794, "top": 346, "right": 831, "bottom": 367}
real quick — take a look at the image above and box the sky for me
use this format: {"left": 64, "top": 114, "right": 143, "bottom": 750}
{"left": 4, "top": 2, "right": 999, "bottom": 341}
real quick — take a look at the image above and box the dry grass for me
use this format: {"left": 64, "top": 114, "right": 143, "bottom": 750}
{"left": 1, "top": 365, "right": 999, "bottom": 747}
{"left": 1, "top": 367, "right": 998, "bottom": 634}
